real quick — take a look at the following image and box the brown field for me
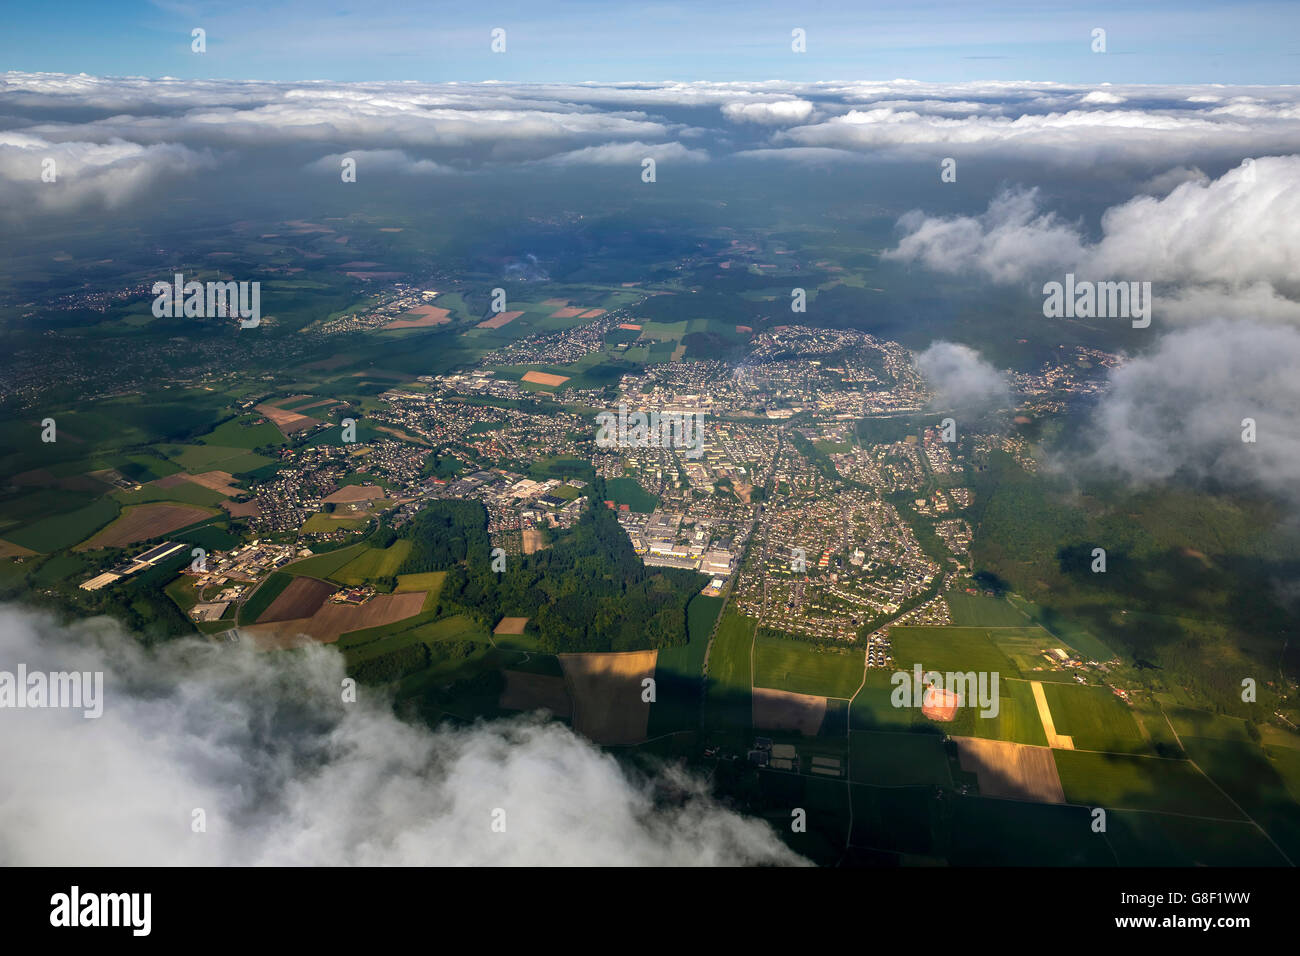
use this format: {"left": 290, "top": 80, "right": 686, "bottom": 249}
{"left": 375, "top": 425, "right": 430, "bottom": 446}
{"left": 240, "top": 590, "right": 428, "bottom": 650}
{"left": 323, "top": 484, "right": 387, "bottom": 504}
{"left": 76, "top": 503, "right": 213, "bottom": 550}
{"left": 550, "top": 306, "right": 585, "bottom": 318}
{"left": 222, "top": 499, "right": 260, "bottom": 517}
{"left": 521, "top": 370, "right": 570, "bottom": 387}
{"left": 670, "top": 344, "right": 687, "bottom": 362}
{"left": 345, "top": 271, "right": 403, "bottom": 280}
{"left": 151, "top": 473, "right": 191, "bottom": 489}
{"left": 541, "top": 298, "right": 568, "bottom": 306}
{"left": 954, "top": 736, "right": 1066, "bottom": 804}
{"left": 0, "top": 538, "right": 37, "bottom": 558}
{"left": 384, "top": 304, "right": 452, "bottom": 329}
{"left": 500, "top": 671, "right": 572, "bottom": 719}
{"left": 256, "top": 576, "right": 336, "bottom": 623}
{"left": 521, "top": 528, "right": 549, "bottom": 554}
{"left": 184, "top": 471, "right": 241, "bottom": 496}
{"left": 618, "top": 323, "right": 642, "bottom": 331}
{"left": 559, "top": 650, "right": 657, "bottom": 745}
{"left": 476, "top": 310, "right": 524, "bottom": 329}
{"left": 494, "top": 616, "right": 530, "bottom": 635}
{"left": 255, "top": 402, "right": 318, "bottom": 435}
{"left": 380, "top": 227, "right": 403, "bottom": 232}
{"left": 753, "top": 687, "right": 828, "bottom": 735}
{"left": 579, "top": 309, "right": 606, "bottom": 318}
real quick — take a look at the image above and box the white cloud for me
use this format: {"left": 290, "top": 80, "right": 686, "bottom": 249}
{"left": 915, "top": 341, "right": 1010, "bottom": 411}
{"left": 1080, "top": 320, "right": 1300, "bottom": 504}
{"left": 306, "top": 149, "right": 453, "bottom": 175}
{"left": 535, "top": 140, "right": 708, "bottom": 166}
{"left": 721, "top": 99, "right": 816, "bottom": 125}
{"left": 886, "top": 158, "right": 1300, "bottom": 316}
{"left": 0, "top": 605, "right": 806, "bottom": 867}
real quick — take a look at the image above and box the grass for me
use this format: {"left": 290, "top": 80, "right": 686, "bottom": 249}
{"left": 943, "top": 590, "right": 1034, "bottom": 626}
{"left": 4, "top": 497, "right": 121, "bottom": 553}
{"left": 1039, "top": 682, "right": 1149, "bottom": 753}
{"left": 704, "top": 610, "right": 755, "bottom": 732}
{"left": 753, "top": 635, "right": 863, "bottom": 699}
{"left": 301, "top": 513, "right": 369, "bottom": 533}
{"left": 159, "top": 443, "right": 274, "bottom": 475}
{"left": 330, "top": 540, "right": 412, "bottom": 584}
{"left": 604, "top": 477, "right": 658, "bottom": 513}
{"left": 649, "top": 593, "right": 723, "bottom": 736}
{"left": 395, "top": 571, "right": 446, "bottom": 594}
{"left": 197, "top": 416, "right": 285, "bottom": 449}
{"left": 1053, "top": 750, "right": 1245, "bottom": 819}
{"left": 888, "top": 626, "right": 1020, "bottom": 677}
{"left": 850, "top": 731, "right": 953, "bottom": 786}
{"left": 283, "top": 543, "right": 366, "bottom": 580}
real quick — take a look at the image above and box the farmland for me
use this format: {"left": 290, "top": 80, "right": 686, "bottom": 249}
{"left": 753, "top": 635, "right": 863, "bottom": 699}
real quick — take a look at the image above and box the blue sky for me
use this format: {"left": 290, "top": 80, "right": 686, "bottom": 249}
{"left": 3, "top": 0, "right": 1298, "bottom": 84}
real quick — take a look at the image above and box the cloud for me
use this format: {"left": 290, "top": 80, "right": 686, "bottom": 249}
{"left": 915, "top": 341, "right": 1010, "bottom": 412}
{"left": 1079, "top": 320, "right": 1300, "bottom": 504}
{"left": 721, "top": 99, "right": 815, "bottom": 126}
{"left": 0, "top": 132, "right": 211, "bottom": 216}
{"left": 0, "top": 605, "right": 805, "bottom": 867}
{"left": 306, "top": 149, "right": 454, "bottom": 175}
{"left": 535, "top": 140, "right": 708, "bottom": 167}
{"left": 884, "top": 188, "right": 1086, "bottom": 284}
{"left": 886, "top": 158, "right": 1300, "bottom": 315}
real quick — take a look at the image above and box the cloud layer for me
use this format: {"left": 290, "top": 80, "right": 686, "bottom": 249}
{"left": 0, "top": 605, "right": 804, "bottom": 867}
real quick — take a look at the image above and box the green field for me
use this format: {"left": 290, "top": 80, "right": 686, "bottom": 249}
{"left": 1106, "top": 810, "right": 1289, "bottom": 866}
{"left": 1040, "top": 682, "right": 1149, "bottom": 753}
{"left": 1053, "top": 749, "right": 1245, "bottom": 819}
{"left": 342, "top": 613, "right": 488, "bottom": 665}
{"left": 648, "top": 593, "right": 723, "bottom": 735}
{"left": 301, "top": 513, "right": 369, "bottom": 533}
{"left": 395, "top": 571, "right": 446, "bottom": 594}
{"left": 604, "top": 477, "right": 658, "bottom": 513}
{"left": 114, "top": 481, "right": 227, "bottom": 508}
{"left": 331, "top": 540, "right": 412, "bottom": 584}
{"left": 850, "top": 731, "right": 953, "bottom": 786}
{"left": 943, "top": 590, "right": 1035, "bottom": 626}
{"left": 754, "top": 635, "right": 863, "bottom": 699}
{"left": 237, "top": 571, "right": 292, "bottom": 625}
{"left": 283, "top": 544, "right": 367, "bottom": 580}
{"left": 704, "top": 610, "right": 755, "bottom": 732}
{"left": 197, "top": 416, "right": 286, "bottom": 449}
{"left": 158, "top": 443, "right": 275, "bottom": 475}
{"left": 888, "top": 626, "right": 1019, "bottom": 676}
{"left": 3, "top": 497, "right": 121, "bottom": 553}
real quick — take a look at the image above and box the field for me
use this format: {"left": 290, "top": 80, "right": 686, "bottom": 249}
{"left": 954, "top": 737, "right": 1064, "bottom": 802}
{"left": 239, "top": 590, "right": 429, "bottom": 649}
{"left": 499, "top": 671, "right": 572, "bottom": 719}
{"left": 851, "top": 731, "right": 953, "bottom": 787}
{"left": 752, "top": 687, "right": 827, "bottom": 735}
{"left": 331, "top": 540, "right": 412, "bottom": 584}
{"left": 647, "top": 593, "right": 721, "bottom": 735}
{"left": 2, "top": 498, "right": 120, "bottom": 553}
{"left": 887, "top": 626, "right": 1019, "bottom": 676}
{"left": 257, "top": 576, "right": 335, "bottom": 623}
{"left": 559, "top": 650, "right": 657, "bottom": 746}
{"left": 493, "top": 616, "right": 529, "bottom": 635}
{"left": 943, "top": 590, "right": 1035, "bottom": 626}
{"left": 301, "top": 513, "right": 369, "bottom": 533}
{"left": 704, "top": 611, "right": 755, "bottom": 732}
{"left": 753, "top": 635, "right": 863, "bottom": 699}
{"left": 395, "top": 571, "right": 445, "bottom": 594}
{"left": 603, "top": 477, "right": 658, "bottom": 513}
{"left": 76, "top": 502, "right": 213, "bottom": 550}
{"left": 281, "top": 543, "right": 367, "bottom": 579}
{"left": 238, "top": 572, "right": 293, "bottom": 625}
{"left": 1039, "top": 682, "right": 1149, "bottom": 753}
{"left": 1053, "top": 749, "right": 1245, "bottom": 819}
